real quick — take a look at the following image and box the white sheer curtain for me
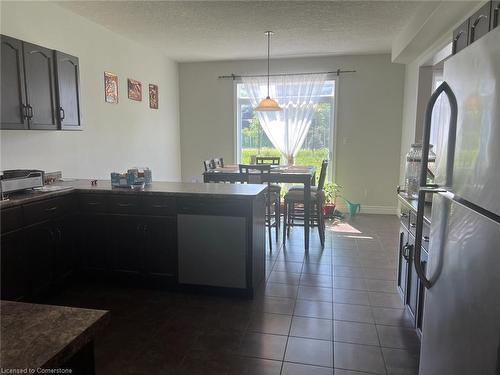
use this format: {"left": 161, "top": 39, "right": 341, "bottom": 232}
{"left": 242, "top": 73, "right": 328, "bottom": 164}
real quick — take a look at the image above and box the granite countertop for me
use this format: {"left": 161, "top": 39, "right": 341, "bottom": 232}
{"left": 398, "top": 193, "right": 433, "bottom": 225}
{"left": 0, "top": 179, "right": 267, "bottom": 208}
{"left": 0, "top": 300, "right": 109, "bottom": 370}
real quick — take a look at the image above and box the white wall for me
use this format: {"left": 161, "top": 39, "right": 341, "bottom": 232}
{"left": 0, "top": 1, "right": 181, "bottom": 181}
{"left": 179, "top": 55, "right": 405, "bottom": 213}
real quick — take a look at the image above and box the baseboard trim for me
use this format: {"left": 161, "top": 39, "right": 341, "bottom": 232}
{"left": 359, "top": 205, "right": 398, "bottom": 215}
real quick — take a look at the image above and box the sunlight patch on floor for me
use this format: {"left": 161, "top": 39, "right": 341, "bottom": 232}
{"left": 326, "top": 220, "right": 363, "bottom": 234}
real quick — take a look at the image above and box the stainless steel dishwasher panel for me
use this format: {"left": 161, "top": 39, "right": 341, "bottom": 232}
{"left": 178, "top": 214, "right": 247, "bottom": 288}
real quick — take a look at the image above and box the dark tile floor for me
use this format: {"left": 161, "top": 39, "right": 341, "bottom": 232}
{"left": 48, "top": 214, "right": 420, "bottom": 375}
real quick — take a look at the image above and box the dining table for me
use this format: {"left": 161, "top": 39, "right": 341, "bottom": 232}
{"left": 203, "top": 164, "right": 317, "bottom": 251}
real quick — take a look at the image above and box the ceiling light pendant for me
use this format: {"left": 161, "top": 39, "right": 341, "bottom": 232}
{"left": 255, "top": 31, "right": 282, "bottom": 112}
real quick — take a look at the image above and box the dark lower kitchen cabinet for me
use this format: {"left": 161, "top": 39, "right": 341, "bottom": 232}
{"left": 407, "top": 235, "right": 419, "bottom": 319}
{"left": 397, "top": 224, "right": 410, "bottom": 302}
{"left": 143, "top": 216, "right": 177, "bottom": 285}
{"left": 397, "top": 197, "right": 429, "bottom": 336}
{"left": 53, "top": 216, "right": 78, "bottom": 285}
{"left": 55, "top": 51, "right": 82, "bottom": 130}
{"left": 416, "top": 249, "right": 428, "bottom": 333}
{"left": 109, "top": 215, "right": 144, "bottom": 276}
{"left": 23, "top": 42, "right": 58, "bottom": 130}
{"left": 0, "top": 35, "right": 28, "bottom": 130}
{"left": 79, "top": 214, "right": 110, "bottom": 273}
{"left": 1, "top": 230, "right": 29, "bottom": 300}
{"left": 25, "top": 222, "right": 55, "bottom": 300}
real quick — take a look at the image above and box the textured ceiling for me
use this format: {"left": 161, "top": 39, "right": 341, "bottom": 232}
{"left": 56, "top": 1, "right": 424, "bottom": 62}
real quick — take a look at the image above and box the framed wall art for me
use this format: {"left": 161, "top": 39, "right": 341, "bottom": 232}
{"left": 127, "top": 78, "right": 142, "bottom": 101}
{"left": 104, "top": 72, "right": 118, "bottom": 104}
{"left": 149, "top": 84, "right": 158, "bottom": 109}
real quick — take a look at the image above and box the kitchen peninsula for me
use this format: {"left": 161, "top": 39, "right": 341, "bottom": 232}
{"left": 1, "top": 180, "right": 267, "bottom": 301}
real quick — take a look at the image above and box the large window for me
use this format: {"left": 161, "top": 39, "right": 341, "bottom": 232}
{"left": 236, "top": 79, "right": 336, "bottom": 177}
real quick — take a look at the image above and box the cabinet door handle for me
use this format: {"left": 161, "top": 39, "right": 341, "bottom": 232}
{"left": 59, "top": 107, "right": 65, "bottom": 121}
{"left": 22, "top": 104, "right": 28, "bottom": 120}
{"left": 402, "top": 244, "right": 413, "bottom": 260}
{"left": 48, "top": 227, "right": 55, "bottom": 242}
{"left": 410, "top": 223, "right": 416, "bottom": 228}
{"left": 86, "top": 202, "right": 100, "bottom": 206}
{"left": 27, "top": 105, "right": 34, "bottom": 119}
{"left": 56, "top": 226, "right": 62, "bottom": 241}
{"left": 423, "top": 236, "right": 430, "bottom": 242}
{"left": 45, "top": 206, "right": 58, "bottom": 212}
{"left": 470, "top": 14, "right": 488, "bottom": 42}
{"left": 151, "top": 204, "right": 169, "bottom": 208}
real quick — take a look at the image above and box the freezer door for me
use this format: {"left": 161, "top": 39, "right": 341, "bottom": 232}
{"left": 419, "top": 193, "right": 500, "bottom": 375}
{"left": 441, "top": 27, "right": 500, "bottom": 217}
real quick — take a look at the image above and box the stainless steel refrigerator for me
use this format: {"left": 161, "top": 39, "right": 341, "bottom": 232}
{"left": 414, "top": 26, "right": 500, "bottom": 375}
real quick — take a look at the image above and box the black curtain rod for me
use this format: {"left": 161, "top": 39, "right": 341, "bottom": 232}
{"left": 218, "top": 69, "right": 356, "bottom": 79}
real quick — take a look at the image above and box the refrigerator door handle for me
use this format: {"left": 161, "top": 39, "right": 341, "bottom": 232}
{"left": 415, "top": 81, "right": 458, "bottom": 289}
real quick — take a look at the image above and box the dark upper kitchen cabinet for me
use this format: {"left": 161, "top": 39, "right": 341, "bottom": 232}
{"left": 452, "top": 1, "right": 497, "bottom": 55}
{"left": 492, "top": 0, "right": 500, "bottom": 29}
{"left": 55, "top": 51, "right": 82, "bottom": 130}
{"left": 0, "top": 34, "right": 82, "bottom": 130}
{"left": 23, "top": 42, "right": 58, "bottom": 130}
{"left": 469, "top": 2, "right": 492, "bottom": 44}
{"left": 0, "top": 35, "right": 28, "bottom": 130}
{"left": 452, "top": 19, "right": 470, "bottom": 55}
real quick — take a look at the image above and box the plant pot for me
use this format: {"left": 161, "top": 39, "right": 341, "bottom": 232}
{"left": 323, "top": 203, "right": 336, "bottom": 218}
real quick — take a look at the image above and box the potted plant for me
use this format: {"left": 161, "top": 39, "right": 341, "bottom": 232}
{"left": 323, "top": 182, "right": 342, "bottom": 218}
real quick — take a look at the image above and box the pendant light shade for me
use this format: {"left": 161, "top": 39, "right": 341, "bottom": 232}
{"left": 255, "top": 96, "right": 281, "bottom": 111}
{"left": 256, "top": 31, "right": 282, "bottom": 112}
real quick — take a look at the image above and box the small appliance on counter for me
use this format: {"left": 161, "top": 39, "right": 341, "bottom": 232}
{"left": 1, "top": 169, "right": 45, "bottom": 196}
{"left": 111, "top": 167, "right": 152, "bottom": 189}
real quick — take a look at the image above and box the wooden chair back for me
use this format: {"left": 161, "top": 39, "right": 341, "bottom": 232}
{"left": 317, "top": 159, "right": 329, "bottom": 190}
{"left": 239, "top": 164, "right": 271, "bottom": 185}
{"left": 255, "top": 156, "right": 280, "bottom": 165}
{"left": 203, "top": 159, "right": 215, "bottom": 172}
{"left": 213, "top": 157, "right": 224, "bottom": 168}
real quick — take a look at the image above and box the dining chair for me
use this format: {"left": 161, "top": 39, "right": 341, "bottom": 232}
{"left": 213, "top": 157, "right": 224, "bottom": 168}
{"left": 203, "top": 159, "right": 215, "bottom": 172}
{"left": 255, "top": 156, "right": 280, "bottom": 165}
{"left": 239, "top": 164, "right": 280, "bottom": 251}
{"left": 282, "top": 159, "right": 329, "bottom": 248}
{"left": 254, "top": 157, "right": 282, "bottom": 229}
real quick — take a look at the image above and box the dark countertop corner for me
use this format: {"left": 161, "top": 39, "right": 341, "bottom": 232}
{"left": 0, "top": 300, "right": 109, "bottom": 370}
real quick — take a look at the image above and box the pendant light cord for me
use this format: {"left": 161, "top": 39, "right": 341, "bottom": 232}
{"left": 267, "top": 31, "right": 271, "bottom": 98}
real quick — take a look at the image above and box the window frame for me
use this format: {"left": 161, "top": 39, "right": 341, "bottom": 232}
{"left": 234, "top": 75, "right": 338, "bottom": 182}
